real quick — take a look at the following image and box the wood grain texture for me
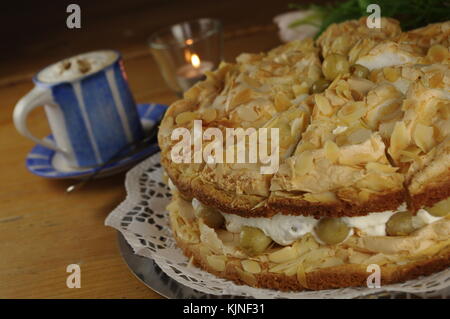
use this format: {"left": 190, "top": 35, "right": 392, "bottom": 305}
{"left": 0, "top": 0, "right": 286, "bottom": 298}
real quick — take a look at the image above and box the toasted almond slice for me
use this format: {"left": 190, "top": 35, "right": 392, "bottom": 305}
{"left": 206, "top": 255, "right": 227, "bottom": 272}
{"left": 346, "top": 127, "right": 372, "bottom": 144}
{"left": 303, "top": 247, "right": 333, "bottom": 265}
{"left": 268, "top": 246, "right": 299, "bottom": 263}
{"left": 358, "top": 189, "right": 375, "bottom": 202}
{"left": 241, "top": 73, "right": 261, "bottom": 88}
{"left": 348, "top": 250, "right": 372, "bottom": 264}
{"left": 427, "top": 44, "right": 449, "bottom": 63}
{"left": 337, "top": 102, "right": 366, "bottom": 124}
{"left": 290, "top": 116, "right": 303, "bottom": 137}
{"left": 335, "top": 133, "right": 348, "bottom": 146}
{"left": 303, "top": 192, "right": 338, "bottom": 203}
{"left": 390, "top": 122, "right": 410, "bottom": 157}
{"left": 308, "top": 64, "right": 322, "bottom": 81}
{"left": 383, "top": 67, "right": 400, "bottom": 82}
{"left": 403, "top": 145, "right": 422, "bottom": 156}
{"left": 230, "top": 88, "right": 253, "bottom": 108}
{"left": 378, "top": 120, "right": 397, "bottom": 139}
{"left": 437, "top": 101, "right": 450, "bottom": 120}
{"left": 319, "top": 257, "right": 344, "bottom": 268}
{"left": 183, "top": 86, "right": 201, "bottom": 100}
{"left": 365, "top": 162, "right": 398, "bottom": 174}
{"left": 236, "top": 106, "right": 259, "bottom": 122}
{"left": 324, "top": 140, "right": 339, "bottom": 163}
{"left": 279, "top": 123, "right": 293, "bottom": 148}
{"left": 293, "top": 83, "right": 309, "bottom": 96}
{"left": 274, "top": 92, "right": 292, "bottom": 112}
{"left": 357, "top": 173, "right": 394, "bottom": 192}
{"left": 295, "top": 235, "right": 319, "bottom": 255}
{"left": 204, "top": 70, "right": 216, "bottom": 81}
{"left": 413, "top": 123, "right": 434, "bottom": 153}
{"left": 294, "top": 151, "right": 314, "bottom": 175}
{"left": 268, "top": 259, "right": 299, "bottom": 273}
{"left": 165, "top": 116, "right": 174, "bottom": 127}
{"left": 201, "top": 108, "right": 217, "bottom": 123}
{"left": 296, "top": 264, "right": 308, "bottom": 288}
{"left": 284, "top": 265, "right": 298, "bottom": 276}
{"left": 241, "top": 260, "right": 262, "bottom": 274}
{"left": 315, "top": 95, "right": 333, "bottom": 116}
{"left": 368, "top": 254, "right": 396, "bottom": 265}
{"left": 348, "top": 77, "right": 375, "bottom": 95}
{"left": 236, "top": 267, "right": 257, "bottom": 286}
{"left": 175, "top": 111, "right": 197, "bottom": 125}
{"left": 295, "top": 141, "right": 316, "bottom": 155}
{"left": 369, "top": 69, "right": 382, "bottom": 82}
{"left": 199, "top": 245, "right": 212, "bottom": 259}
{"left": 398, "top": 150, "right": 419, "bottom": 163}
{"left": 330, "top": 35, "right": 354, "bottom": 56}
{"left": 429, "top": 72, "right": 444, "bottom": 88}
{"left": 339, "top": 151, "right": 376, "bottom": 166}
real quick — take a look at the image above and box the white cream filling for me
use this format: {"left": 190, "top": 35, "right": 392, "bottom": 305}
{"left": 412, "top": 209, "right": 443, "bottom": 228}
{"left": 224, "top": 213, "right": 318, "bottom": 245}
{"left": 218, "top": 202, "right": 443, "bottom": 246}
{"left": 185, "top": 190, "right": 445, "bottom": 246}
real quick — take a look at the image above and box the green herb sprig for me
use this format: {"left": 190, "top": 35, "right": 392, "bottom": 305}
{"left": 289, "top": 0, "right": 450, "bottom": 38}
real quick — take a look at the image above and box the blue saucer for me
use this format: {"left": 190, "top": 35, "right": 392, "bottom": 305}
{"left": 26, "top": 103, "right": 167, "bottom": 179}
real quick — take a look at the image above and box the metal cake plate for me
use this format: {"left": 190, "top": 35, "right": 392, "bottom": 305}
{"left": 117, "top": 232, "right": 239, "bottom": 298}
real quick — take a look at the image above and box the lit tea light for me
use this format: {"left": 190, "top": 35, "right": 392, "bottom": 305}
{"left": 191, "top": 54, "right": 200, "bottom": 67}
{"left": 176, "top": 52, "right": 213, "bottom": 92}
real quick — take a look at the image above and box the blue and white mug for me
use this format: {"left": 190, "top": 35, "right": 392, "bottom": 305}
{"left": 14, "top": 50, "right": 144, "bottom": 168}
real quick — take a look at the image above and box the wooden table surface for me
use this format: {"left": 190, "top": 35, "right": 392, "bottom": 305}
{"left": 0, "top": 0, "right": 287, "bottom": 298}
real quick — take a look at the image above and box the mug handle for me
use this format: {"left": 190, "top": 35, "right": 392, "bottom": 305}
{"left": 13, "top": 86, "right": 66, "bottom": 153}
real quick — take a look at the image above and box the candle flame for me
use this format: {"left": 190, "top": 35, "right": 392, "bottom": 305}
{"left": 191, "top": 54, "right": 201, "bottom": 68}
{"left": 185, "top": 38, "right": 193, "bottom": 45}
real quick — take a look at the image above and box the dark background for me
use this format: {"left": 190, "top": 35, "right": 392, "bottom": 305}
{"left": 0, "top": 0, "right": 328, "bottom": 81}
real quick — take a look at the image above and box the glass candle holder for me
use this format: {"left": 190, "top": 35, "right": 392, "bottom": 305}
{"left": 149, "top": 18, "right": 223, "bottom": 96}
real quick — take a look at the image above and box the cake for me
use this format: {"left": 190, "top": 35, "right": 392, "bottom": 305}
{"left": 158, "top": 18, "right": 450, "bottom": 291}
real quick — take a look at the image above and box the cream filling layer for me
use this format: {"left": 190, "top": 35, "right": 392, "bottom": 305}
{"left": 172, "top": 179, "right": 445, "bottom": 247}
{"left": 220, "top": 203, "right": 443, "bottom": 246}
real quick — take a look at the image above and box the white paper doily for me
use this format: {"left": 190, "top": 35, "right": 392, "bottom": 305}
{"left": 105, "top": 153, "right": 450, "bottom": 299}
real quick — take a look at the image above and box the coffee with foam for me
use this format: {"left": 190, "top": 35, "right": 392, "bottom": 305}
{"left": 37, "top": 50, "right": 118, "bottom": 83}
